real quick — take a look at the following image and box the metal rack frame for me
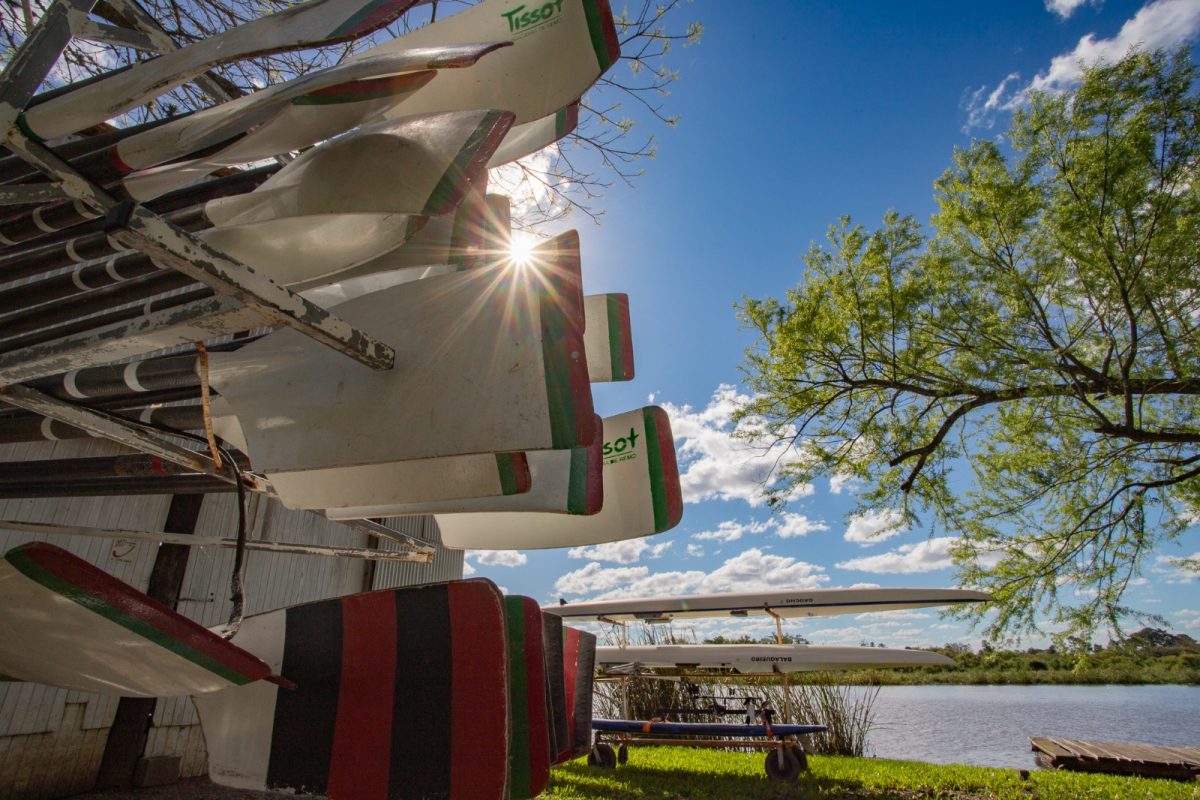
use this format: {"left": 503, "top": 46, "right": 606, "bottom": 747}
{"left": 0, "top": 0, "right": 433, "bottom": 560}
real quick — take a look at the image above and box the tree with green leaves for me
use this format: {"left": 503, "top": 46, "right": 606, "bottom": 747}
{"left": 736, "top": 48, "right": 1200, "bottom": 643}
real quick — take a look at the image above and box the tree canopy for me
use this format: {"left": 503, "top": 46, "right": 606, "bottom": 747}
{"left": 736, "top": 48, "right": 1200, "bottom": 643}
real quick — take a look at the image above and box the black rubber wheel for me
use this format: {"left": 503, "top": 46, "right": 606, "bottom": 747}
{"left": 617, "top": 744, "right": 629, "bottom": 764}
{"left": 764, "top": 747, "right": 802, "bottom": 781}
{"left": 588, "top": 743, "right": 617, "bottom": 769}
{"left": 788, "top": 744, "right": 809, "bottom": 772}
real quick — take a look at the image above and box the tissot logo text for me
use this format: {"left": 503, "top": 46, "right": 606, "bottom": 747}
{"left": 501, "top": 0, "right": 566, "bottom": 33}
{"left": 603, "top": 427, "right": 639, "bottom": 464}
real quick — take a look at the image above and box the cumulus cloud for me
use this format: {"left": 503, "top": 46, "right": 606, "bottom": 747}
{"left": 829, "top": 472, "right": 858, "bottom": 495}
{"left": 488, "top": 146, "right": 569, "bottom": 222}
{"left": 963, "top": 0, "right": 1200, "bottom": 131}
{"left": 660, "top": 385, "right": 812, "bottom": 507}
{"left": 691, "top": 514, "right": 829, "bottom": 543}
{"left": 836, "top": 536, "right": 958, "bottom": 574}
{"left": 1045, "top": 0, "right": 1100, "bottom": 20}
{"left": 693, "top": 519, "right": 773, "bottom": 543}
{"left": 844, "top": 509, "right": 905, "bottom": 546}
{"left": 567, "top": 538, "right": 673, "bottom": 564}
{"left": 1152, "top": 552, "right": 1199, "bottom": 584}
{"left": 553, "top": 547, "right": 829, "bottom": 600}
{"left": 686, "top": 543, "right": 705, "bottom": 557}
{"left": 777, "top": 513, "right": 830, "bottom": 539}
{"left": 1174, "top": 609, "right": 1200, "bottom": 630}
{"left": 467, "top": 549, "right": 528, "bottom": 567}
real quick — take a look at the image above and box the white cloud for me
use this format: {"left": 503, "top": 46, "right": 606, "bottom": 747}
{"left": 693, "top": 519, "right": 773, "bottom": 542}
{"left": 1032, "top": 0, "right": 1200, "bottom": 94}
{"left": 567, "top": 538, "right": 673, "bottom": 564}
{"left": 844, "top": 508, "right": 905, "bottom": 546}
{"left": 829, "top": 472, "right": 857, "bottom": 495}
{"left": 467, "top": 549, "right": 528, "bottom": 567}
{"left": 776, "top": 513, "right": 830, "bottom": 539}
{"left": 1152, "top": 552, "right": 1199, "bottom": 584}
{"left": 661, "top": 385, "right": 813, "bottom": 508}
{"left": 691, "top": 514, "right": 829, "bottom": 542}
{"left": 462, "top": 560, "right": 476, "bottom": 576}
{"left": 1045, "top": 0, "right": 1100, "bottom": 20}
{"left": 855, "top": 610, "right": 931, "bottom": 621}
{"left": 963, "top": 0, "right": 1200, "bottom": 131}
{"left": 553, "top": 547, "right": 828, "bottom": 600}
{"left": 1174, "top": 609, "right": 1200, "bottom": 630}
{"left": 488, "top": 145, "right": 569, "bottom": 222}
{"left": 836, "top": 536, "right": 958, "bottom": 574}
{"left": 686, "top": 543, "right": 705, "bottom": 557}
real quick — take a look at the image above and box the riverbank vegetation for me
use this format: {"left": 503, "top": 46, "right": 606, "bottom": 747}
{"left": 545, "top": 747, "right": 1199, "bottom": 799}
{"left": 701, "top": 628, "right": 1200, "bottom": 685}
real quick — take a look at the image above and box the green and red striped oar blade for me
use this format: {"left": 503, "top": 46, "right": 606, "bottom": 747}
{"left": 196, "top": 109, "right": 513, "bottom": 288}
{"left": 558, "top": 626, "right": 596, "bottom": 763}
{"left": 505, "top": 597, "right": 550, "bottom": 799}
{"left": 487, "top": 101, "right": 581, "bottom": 168}
{"left": 0, "top": 542, "right": 270, "bottom": 697}
{"left": 583, "top": 293, "right": 634, "bottom": 382}
{"left": 541, "top": 612, "right": 570, "bottom": 765}
{"left": 194, "top": 580, "right": 510, "bottom": 799}
{"left": 364, "top": 0, "right": 619, "bottom": 125}
{"left": 111, "top": 43, "right": 505, "bottom": 179}
{"left": 436, "top": 405, "right": 683, "bottom": 550}
{"left": 326, "top": 414, "right": 601, "bottom": 519}
{"left": 209, "top": 235, "right": 593, "bottom": 474}
{"left": 21, "top": 0, "right": 425, "bottom": 141}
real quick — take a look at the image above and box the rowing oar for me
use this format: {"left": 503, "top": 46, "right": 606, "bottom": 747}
{"left": 17, "top": 0, "right": 424, "bottom": 141}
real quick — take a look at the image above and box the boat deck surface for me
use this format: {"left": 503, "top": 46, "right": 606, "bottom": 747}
{"left": 1030, "top": 736, "right": 1200, "bottom": 781}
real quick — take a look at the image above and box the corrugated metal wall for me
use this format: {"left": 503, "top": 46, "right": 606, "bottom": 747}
{"left": 0, "top": 439, "right": 462, "bottom": 800}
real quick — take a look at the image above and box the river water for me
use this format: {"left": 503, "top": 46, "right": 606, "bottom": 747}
{"left": 864, "top": 684, "right": 1200, "bottom": 768}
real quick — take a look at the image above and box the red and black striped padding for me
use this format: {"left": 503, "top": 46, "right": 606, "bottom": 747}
{"left": 560, "top": 626, "right": 597, "bottom": 763}
{"left": 204, "top": 580, "right": 510, "bottom": 799}
{"left": 541, "top": 613, "right": 570, "bottom": 764}
{"left": 504, "top": 597, "right": 550, "bottom": 799}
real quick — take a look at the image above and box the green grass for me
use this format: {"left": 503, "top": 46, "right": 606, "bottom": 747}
{"left": 544, "top": 747, "right": 1199, "bottom": 799}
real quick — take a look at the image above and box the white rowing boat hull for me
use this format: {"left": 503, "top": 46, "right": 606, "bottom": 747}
{"left": 544, "top": 587, "right": 990, "bottom": 622}
{"left": 596, "top": 644, "right": 954, "bottom": 673}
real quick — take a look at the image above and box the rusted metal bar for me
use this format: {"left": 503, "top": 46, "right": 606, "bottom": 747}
{"left": 0, "top": 382, "right": 235, "bottom": 479}
{"left": 0, "top": 475, "right": 233, "bottom": 497}
{"left": 329, "top": 516, "right": 437, "bottom": 559}
{"left": 0, "top": 183, "right": 67, "bottom": 205}
{"left": 0, "top": 518, "right": 432, "bottom": 562}
{"left": 0, "top": 285, "right": 214, "bottom": 356}
{"left": 0, "top": 294, "right": 259, "bottom": 383}
{"left": 4, "top": 135, "right": 396, "bottom": 372}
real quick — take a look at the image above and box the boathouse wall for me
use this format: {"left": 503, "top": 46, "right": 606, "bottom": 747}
{"left": 0, "top": 438, "right": 463, "bottom": 800}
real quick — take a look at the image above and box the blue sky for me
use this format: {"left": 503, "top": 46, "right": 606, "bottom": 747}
{"left": 466, "top": 0, "right": 1200, "bottom": 648}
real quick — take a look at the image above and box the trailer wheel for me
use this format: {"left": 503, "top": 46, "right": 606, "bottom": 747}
{"left": 617, "top": 744, "right": 628, "bottom": 764}
{"left": 588, "top": 743, "right": 617, "bottom": 769}
{"left": 788, "top": 745, "right": 809, "bottom": 771}
{"left": 764, "top": 747, "right": 801, "bottom": 781}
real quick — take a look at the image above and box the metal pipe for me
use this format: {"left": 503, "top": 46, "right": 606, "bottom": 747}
{"left": 0, "top": 476, "right": 235, "bottom": 497}
{"left": 0, "top": 206, "right": 207, "bottom": 284}
{"left": 0, "top": 269, "right": 195, "bottom": 340}
{"left": 0, "top": 165, "right": 275, "bottom": 249}
{"left": 0, "top": 405, "right": 200, "bottom": 443}
{"left": 0, "top": 116, "right": 180, "bottom": 185}
{"left": 0, "top": 453, "right": 250, "bottom": 482}
{"left": 0, "top": 286, "right": 213, "bottom": 354}
{"left": 0, "top": 250, "right": 163, "bottom": 314}
{"left": 25, "top": 353, "right": 201, "bottom": 399}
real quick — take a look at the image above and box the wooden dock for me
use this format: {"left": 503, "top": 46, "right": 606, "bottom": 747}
{"left": 1030, "top": 736, "right": 1200, "bottom": 781}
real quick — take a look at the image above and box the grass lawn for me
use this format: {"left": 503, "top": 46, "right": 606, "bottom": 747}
{"left": 545, "top": 747, "right": 1199, "bottom": 799}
